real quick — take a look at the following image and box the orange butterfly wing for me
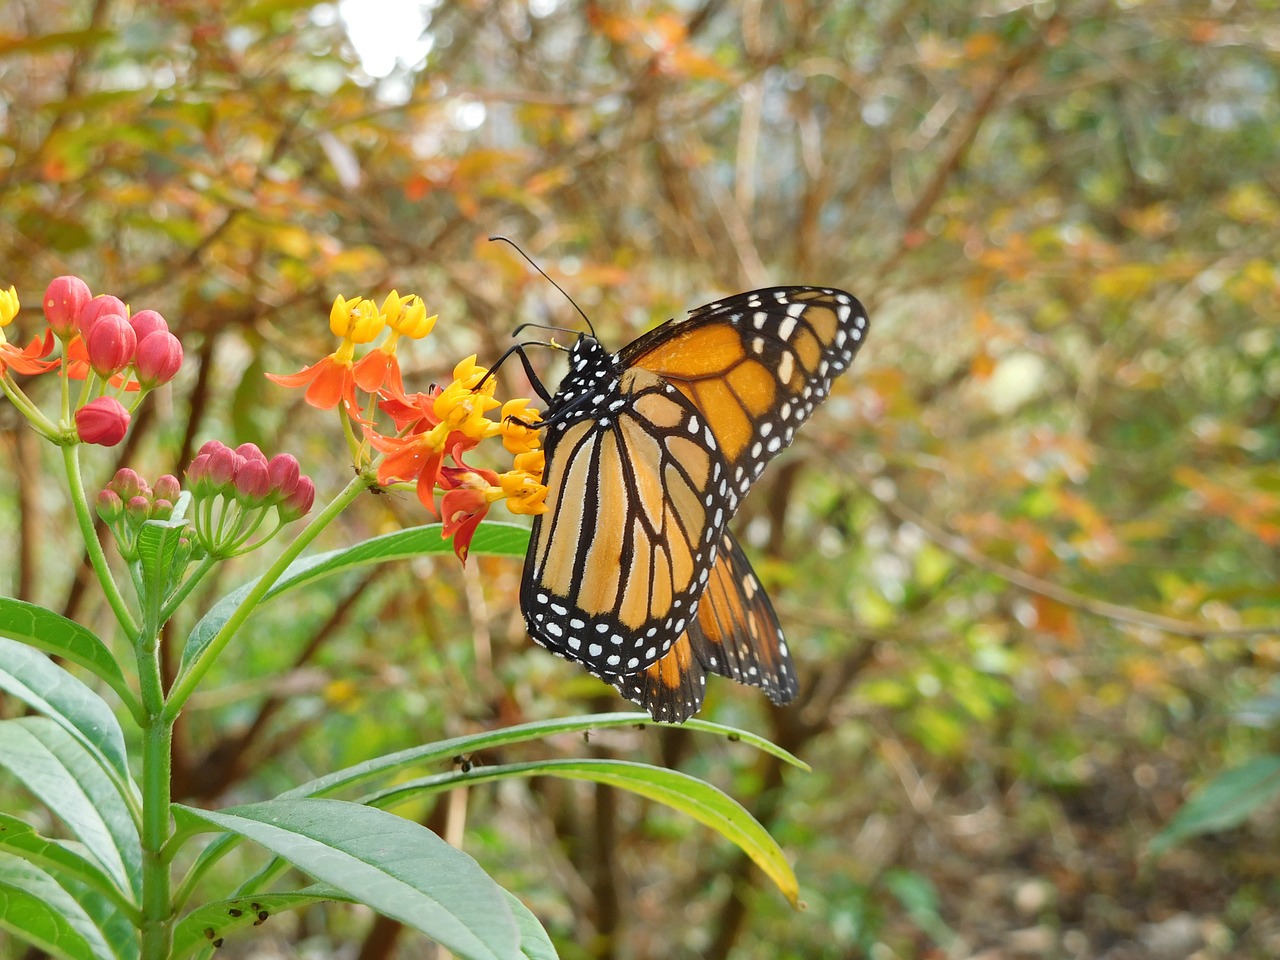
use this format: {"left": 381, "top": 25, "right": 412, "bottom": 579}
{"left": 612, "top": 532, "right": 796, "bottom": 723}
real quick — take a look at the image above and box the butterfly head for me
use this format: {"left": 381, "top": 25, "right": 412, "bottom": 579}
{"left": 544, "top": 334, "right": 621, "bottom": 422}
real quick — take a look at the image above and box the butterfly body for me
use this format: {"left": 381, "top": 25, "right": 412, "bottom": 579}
{"left": 521, "top": 286, "right": 868, "bottom": 721}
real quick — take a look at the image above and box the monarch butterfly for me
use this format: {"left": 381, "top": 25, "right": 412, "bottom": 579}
{"left": 515, "top": 284, "right": 868, "bottom": 722}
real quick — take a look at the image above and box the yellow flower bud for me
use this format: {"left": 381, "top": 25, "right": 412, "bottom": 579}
{"left": 0, "top": 286, "right": 19, "bottom": 327}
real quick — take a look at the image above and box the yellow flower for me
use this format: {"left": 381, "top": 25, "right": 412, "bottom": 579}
{"left": 381, "top": 290, "right": 436, "bottom": 339}
{"left": 499, "top": 398, "right": 543, "bottom": 454}
{"left": 0, "top": 286, "right": 19, "bottom": 327}
{"left": 329, "top": 294, "right": 385, "bottom": 343}
{"left": 500, "top": 452, "right": 548, "bottom": 516}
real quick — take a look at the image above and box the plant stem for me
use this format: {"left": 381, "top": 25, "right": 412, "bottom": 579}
{"left": 139, "top": 714, "right": 173, "bottom": 960}
{"left": 162, "top": 470, "right": 373, "bottom": 722}
{"left": 62, "top": 444, "right": 140, "bottom": 636}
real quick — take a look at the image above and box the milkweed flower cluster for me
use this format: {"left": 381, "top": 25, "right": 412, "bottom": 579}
{"left": 268, "top": 291, "right": 548, "bottom": 561}
{"left": 95, "top": 469, "right": 185, "bottom": 562}
{"left": 186, "top": 441, "right": 316, "bottom": 557}
{"left": 0, "top": 276, "right": 184, "bottom": 446}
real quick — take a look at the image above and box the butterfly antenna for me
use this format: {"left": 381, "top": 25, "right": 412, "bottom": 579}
{"left": 489, "top": 235, "right": 597, "bottom": 339}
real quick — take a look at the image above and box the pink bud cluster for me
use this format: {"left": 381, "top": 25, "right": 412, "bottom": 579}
{"left": 44, "top": 277, "right": 184, "bottom": 389}
{"left": 186, "top": 441, "right": 315, "bottom": 557}
{"left": 95, "top": 469, "right": 186, "bottom": 561}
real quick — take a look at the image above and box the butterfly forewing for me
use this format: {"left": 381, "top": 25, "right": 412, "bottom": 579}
{"left": 523, "top": 369, "right": 732, "bottom": 677}
{"left": 621, "top": 287, "right": 868, "bottom": 504}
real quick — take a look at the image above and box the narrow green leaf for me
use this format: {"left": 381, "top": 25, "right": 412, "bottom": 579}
{"left": 504, "top": 891, "right": 559, "bottom": 960}
{"left": 175, "top": 713, "right": 806, "bottom": 901}
{"left": 285, "top": 712, "right": 807, "bottom": 801}
{"left": 0, "top": 813, "right": 137, "bottom": 921}
{"left": 172, "top": 891, "right": 345, "bottom": 959}
{"left": 0, "top": 851, "right": 114, "bottom": 960}
{"left": 180, "top": 522, "right": 529, "bottom": 673}
{"left": 0, "top": 602, "right": 137, "bottom": 718}
{"left": 0, "top": 719, "right": 141, "bottom": 900}
{"left": 366, "top": 758, "right": 800, "bottom": 906}
{"left": 175, "top": 798, "right": 522, "bottom": 960}
{"left": 1151, "top": 756, "right": 1280, "bottom": 856}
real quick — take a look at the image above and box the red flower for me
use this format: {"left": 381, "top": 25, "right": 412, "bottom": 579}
{"left": 266, "top": 353, "right": 359, "bottom": 412}
{"left": 0, "top": 329, "right": 59, "bottom": 376}
{"left": 440, "top": 467, "right": 500, "bottom": 563}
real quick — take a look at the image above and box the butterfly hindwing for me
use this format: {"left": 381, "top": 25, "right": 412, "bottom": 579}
{"left": 611, "top": 532, "right": 796, "bottom": 723}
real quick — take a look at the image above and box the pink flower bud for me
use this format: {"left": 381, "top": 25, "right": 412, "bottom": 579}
{"left": 79, "top": 295, "right": 128, "bottom": 341}
{"left": 86, "top": 313, "right": 137, "bottom": 377}
{"left": 96, "top": 489, "right": 124, "bottom": 523}
{"left": 196, "top": 439, "right": 225, "bottom": 459}
{"left": 152, "top": 499, "right": 174, "bottom": 519}
{"left": 187, "top": 453, "right": 213, "bottom": 495}
{"left": 108, "top": 467, "right": 146, "bottom": 500}
{"left": 154, "top": 474, "right": 181, "bottom": 503}
{"left": 233, "top": 458, "right": 271, "bottom": 504}
{"left": 235, "top": 442, "right": 268, "bottom": 465}
{"left": 134, "top": 331, "right": 183, "bottom": 387}
{"left": 126, "top": 495, "right": 152, "bottom": 524}
{"left": 43, "top": 276, "right": 92, "bottom": 338}
{"left": 75, "top": 397, "right": 131, "bottom": 446}
{"left": 128, "top": 309, "right": 168, "bottom": 343}
{"left": 279, "top": 475, "right": 315, "bottom": 522}
{"left": 207, "top": 444, "right": 239, "bottom": 490}
{"left": 267, "top": 453, "right": 301, "bottom": 500}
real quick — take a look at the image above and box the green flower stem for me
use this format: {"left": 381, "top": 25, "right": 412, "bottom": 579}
{"left": 139, "top": 715, "right": 173, "bottom": 960}
{"left": 62, "top": 444, "right": 140, "bottom": 637}
{"left": 1, "top": 374, "right": 59, "bottom": 436}
{"left": 161, "top": 470, "right": 374, "bottom": 722}
{"left": 157, "top": 553, "right": 218, "bottom": 626}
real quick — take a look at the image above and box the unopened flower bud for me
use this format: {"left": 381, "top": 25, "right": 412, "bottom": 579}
{"left": 233, "top": 458, "right": 271, "bottom": 504}
{"left": 96, "top": 489, "right": 124, "bottom": 523}
{"left": 43, "top": 276, "right": 92, "bottom": 338}
{"left": 128, "top": 309, "right": 168, "bottom": 343}
{"left": 108, "top": 468, "right": 145, "bottom": 500}
{"left": 135, "top": 331, "right": 183, "bottom": 387}
{"left": 126, "top": 495, "right": 152, "bottom": 524}
{"left": 235, "top": 442, "right": 268, "bottom": 465}
{"left": 267, "top": 453, "right": 301, "bottom": 500}
{"left": 279, "top": 475, "right": 315, "bottom": 522}
{"left": 207, "top": 444, "right": 239, "bottom": 490}
{"left": 75, "top": 397, "right": 131, "bottom": 446}
{"left": 86, "top": 313, "right": 137, "bottom": 377}
{"left": 79, "top": 295, "right": 128, "bottom": 340}
{"left": 152, "top": 499, "right": 174, "bottom": 519}
{"left": 187, "top": 453, "right": 213, "bottom": 495}
{"left": 154, "top": 474, "right": 181, "bottom": 503}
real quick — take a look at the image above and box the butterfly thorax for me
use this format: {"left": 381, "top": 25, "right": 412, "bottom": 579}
{"left": 543, "top": 336, "right": 623, "bottom": 430}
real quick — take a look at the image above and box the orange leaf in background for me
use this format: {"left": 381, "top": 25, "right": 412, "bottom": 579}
{"left": 971, "top": 349, "right": 996, "bottom": 380}
{"left": 1033, "top": 596, "right": 1078, "bottom": 643}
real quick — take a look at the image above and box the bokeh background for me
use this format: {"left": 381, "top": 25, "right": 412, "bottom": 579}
{"left": 3, "top": 1, "right": 1279, "bottom": 957}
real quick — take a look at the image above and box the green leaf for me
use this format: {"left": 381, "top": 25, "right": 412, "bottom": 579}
{"left": 286, "top": 712, "right": 808, "bottom": 801}
{"left": 504, "top": 891, "right": 559, "bottom": 960}
{"left": 1151, "top": 756, "right": 1280, "bottom": 856}
{"left": 366, "top": 758, "right": 800, "bottom": 906}
{"left": 179, "top": 713, "right": 803, "bottom": 899}
{"left": 0, "top": 718, "right": 141, "bottom": 901}
{"left": 0, "top": 813, "right": 137, "bottom": 921}
{"left": 179, "top": 522, "right": 529, "bottom": 673}
{"left": 0, "top": 634, "right": 133, "bottom": 782}
{"left": 0, "top": 601, "right": 137, "bottom": 717}
{"left": 136, "top": 515, "right": 191, "bottom": 614}
{"left": 172, "top": 890, "right": 347, "bottom": 959}
{"left": 175, "top": 798, "right": 522, "bottom": 960}
{"left": 0, "top": 851, "right": 115, "bottom": 960}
